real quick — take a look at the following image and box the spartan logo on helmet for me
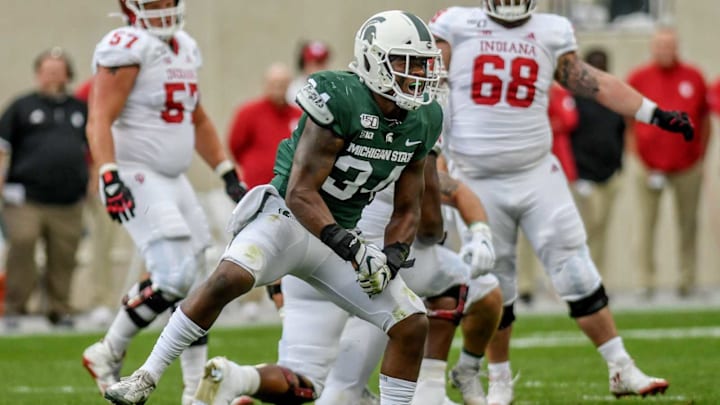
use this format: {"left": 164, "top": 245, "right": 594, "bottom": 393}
{"left": 361, "top": 16, "right": 386, "bottom": 45}
{"left": 350, "top": 10, "right": 441, "bottom": 111}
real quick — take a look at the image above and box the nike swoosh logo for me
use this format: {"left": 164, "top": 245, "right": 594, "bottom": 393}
{"left": 405, "top": 139, "right": 422, "bottom": 147}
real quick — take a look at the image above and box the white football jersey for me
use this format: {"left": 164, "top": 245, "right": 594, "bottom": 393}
{"left": 429, "top": 8, "right": 577, "bottom": 176}
{"left": 92, "top": 27, "right": 202, "bottom": 177}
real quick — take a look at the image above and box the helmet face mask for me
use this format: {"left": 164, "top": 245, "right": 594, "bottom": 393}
{"left": 350, "top": 10, "right": 442, "bottom": 111}
{"left": 484, "top": 0, "right": 537, "bottom": 22}
{"left": 120, "top": 0, "right": 185, "bottom": 39}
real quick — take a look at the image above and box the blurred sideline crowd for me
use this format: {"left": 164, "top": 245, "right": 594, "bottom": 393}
{"left": 0, "top": 26, "right": 717, "bottom": 330}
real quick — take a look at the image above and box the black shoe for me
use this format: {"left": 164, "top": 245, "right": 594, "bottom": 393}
{"left": 47, "top": 312, "right": 75, "bottom": 328}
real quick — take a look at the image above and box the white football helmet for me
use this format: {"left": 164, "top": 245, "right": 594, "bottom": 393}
{"left": 119, "top": 0, "right": 185, "bottom": 39}
{"left": 349, "top": 10, "right": 442, "bottom": 111}
{"left": 484, "top": 0, "right": 537, "bottom": 22}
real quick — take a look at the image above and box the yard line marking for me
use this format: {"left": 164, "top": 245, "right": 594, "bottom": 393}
{"left": 9, "top": 385, "right": 97, "bottom": 394}
{"left": 580, "top": 394, "right": 688, "bottom": 402}
{"left": 452, "top": 326, "right": 720, "bottom": 349}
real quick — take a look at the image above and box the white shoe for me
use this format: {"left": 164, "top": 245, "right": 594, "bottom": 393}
{"left": 449, "top": 366, "right": 487, "bottom": 405}
{"left": 359, "top": 386, "right": 380, "bottom": 405}
{"left": 82, "top": 340, "right": 124, "bottom": 395}
{"left": 609, "top": 360, "right": 669, "bottom": 398}
{"left": 486, "top": 372, "right": 516, "bottom": 405}
{"left": 193, "top": 357, "right": 238, "bottom": 405}
{"left": 442, "top": 397, "right": 461, "bottom": 405}
{"left": 104, "top": 369, "right": 157, "bottom": 405}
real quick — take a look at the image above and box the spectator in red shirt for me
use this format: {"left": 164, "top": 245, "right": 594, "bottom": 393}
{"left": 709, "top": 78, "right": 720, "bottom": 116}
{"left": 228, "top": 63, "right": 301, "bottom": 189}
{"left": 627, "top": 27, "right": 711, "bottom": 298}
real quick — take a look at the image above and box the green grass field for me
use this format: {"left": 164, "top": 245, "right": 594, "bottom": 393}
{"left": 1, "top": 309, "right": 718, "bottom": 405}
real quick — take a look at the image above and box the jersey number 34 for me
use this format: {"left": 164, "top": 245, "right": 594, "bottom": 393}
{"left": 472, "top": 55, "right": 538, "bottom": 108}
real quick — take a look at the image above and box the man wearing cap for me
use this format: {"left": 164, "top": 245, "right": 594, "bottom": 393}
{"left": 286, "top": 40, "right": 331, "bottom": 105}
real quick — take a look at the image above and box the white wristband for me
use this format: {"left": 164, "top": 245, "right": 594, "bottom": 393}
{"left": 634, "top": 97, "right": 657, "bottom": 124}
{"left": 214, "top": 160, "right": 234, "bottom": 177}
{"left": 98, "top": 163, "right": 118, "bottom": 175}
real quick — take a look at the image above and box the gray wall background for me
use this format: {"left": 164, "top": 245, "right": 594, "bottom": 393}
{"left": 0, "top": 0, "right": 718, "bottom": 294}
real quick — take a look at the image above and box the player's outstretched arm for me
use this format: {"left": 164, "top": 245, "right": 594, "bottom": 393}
{"left": 436, "top": 156, "right": 488, "bottom": 226}
{"left": 285, "top": 118, "right": 345, "bottom": 237}
{"left": 417, "top": 153, "right": 444, "bottom": 245}
{"left": 88, "top": 65, "right": 140, "bottom": 223}
{"left": 386, "top": 156, "right": 426, "bottom": 248}
{"left": 556, "top": 51, "right": 694, "bottom": 141}
{"left": 87, "top": 65, "right": 138, "bottom": 167}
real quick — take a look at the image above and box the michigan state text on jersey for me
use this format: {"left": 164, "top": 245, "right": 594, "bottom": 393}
{"left": 272, "top": 70, "right": 442, "bottom": 228}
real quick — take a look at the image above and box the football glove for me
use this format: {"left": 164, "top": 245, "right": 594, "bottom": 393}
{"left": 100, "top": 165, "right": 135, "bottom": 224}
{"left": 460, "top": 222, "right": 496, "bottom": 278}
{"left": 651, "top": 108, "right": 694, "bottom": 142}
{"left": 215, "top": 160, "right": 247, "bottom": 203}
{"left": 321, "top": 224, "right": 392, "bottom": 297}
{"left": 221, "top": 169, "right": 247, "bottom": 203}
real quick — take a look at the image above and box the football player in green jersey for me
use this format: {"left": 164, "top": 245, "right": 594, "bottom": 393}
{"left": 104, "top": 10, "right": 444, "bottom": 405}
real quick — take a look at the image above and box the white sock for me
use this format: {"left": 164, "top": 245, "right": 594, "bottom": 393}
{"left": 488, "top": 361, "right": 512, "bottom": 379}
{"left": 411, "top": 359, "right": 447, "bottom": 405}
{"left": 456, "top": 349, "right": 484, "bottom": 373}
{"left": 380, "top": 374, "right": 416, "bottom": 405}
{"left": 104, "top": 310, "right": 141, "bottom": 358}
{"left": 226, "top": 361, "right": 261, "bottom": 396}
{"left": 180, "top": 343, "right": 207, "bottom": 397}
{"left": 140, "top": 308, "right": 207, "bottom": 381}
{"left": 598, "top": 336, "right": 631, "bottom": 366}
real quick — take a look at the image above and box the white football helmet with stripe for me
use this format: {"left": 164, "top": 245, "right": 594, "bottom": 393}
{"left": 350, "top": 10, "right": 442, "bottom": 111}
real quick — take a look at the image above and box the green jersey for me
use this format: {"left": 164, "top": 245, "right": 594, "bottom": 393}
{"left": 271, "top": 71, "right": 442, "bottom": 229}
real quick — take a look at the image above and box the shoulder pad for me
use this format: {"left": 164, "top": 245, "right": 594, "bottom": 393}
{"left": 93, "top": 27, "right": 150, "bottom": 71}
{"left": 296, "top": 81, "right": 334, "bottom": 126}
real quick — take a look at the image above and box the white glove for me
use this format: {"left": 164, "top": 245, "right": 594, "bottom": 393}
{"left": 353, "top": 241, "right": 392, "bottom": 297}
{"left": 460, "top": 222, "right": 496, "bottom": 278}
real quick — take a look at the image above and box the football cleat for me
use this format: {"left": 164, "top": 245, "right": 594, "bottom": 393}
{"left": 609, "top": 360, "right": 669, "bottom": 398}
{"left": 486, "top": 371, "right": 518, "bottom": 405}
{"left": 449, "top": 366, "right": 487, "bottom": 405}
{"left": 104, "top": 369, "right": 157, "bottom": 405}
{"left": 193, "top": 357, "right": 238, "bottom": 405}
{"left": 82, "top": 340, "right": 125, "bottom": 396}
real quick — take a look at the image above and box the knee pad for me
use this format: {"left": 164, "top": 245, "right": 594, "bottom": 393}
{"left": 498, "top": 304, "right": 515, "bottom": 330}
{"left": 263, "top": 367, "right": 316, "bottom": 405}
{"left": 547, "top": 245, "right": 602, "bottom": 302}
{"left": 426, "top": 284, "right": 468, "bottom": 325}
{"left": 567, "top": 284, "right": 609, "bottom": 318}
{"left": 144, "top": 238, "right": 202, "bottom": 297}
{"left": 122, "top": 278, "right": 180, "bottom": 328}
